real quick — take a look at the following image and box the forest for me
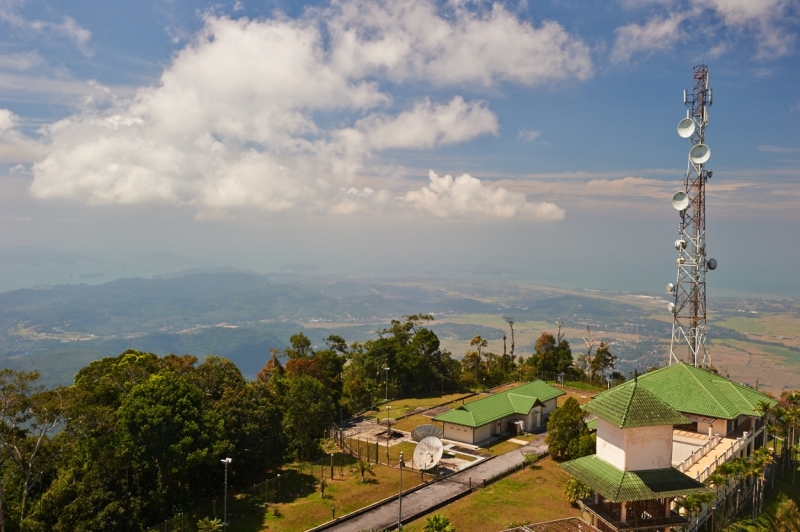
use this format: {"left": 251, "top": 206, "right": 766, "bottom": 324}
{"left": 0, "top": 314, "right": 622, "bottom": 531}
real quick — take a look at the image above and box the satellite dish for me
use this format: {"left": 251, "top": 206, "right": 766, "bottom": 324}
{"left": 707, "top": 258, "right": 718, "bottom": 271}
{"left": 411, "top": 424, "right": 443, "bottom": 442}
{"left": 674, "top": 239, "right": 686, "bottom": 250}
{"left": 672, "top": 191, "right": 690, "bottom": 211}
{"left": 666, "top": 283, "right": 675, "bottom": 293}
{"left": 689, "top": 144, "right": 711, "bottom": 164}
{"left": 413, "top": 436, "right": 444, "bottom": 471}
{"left": 677, "top": 118, "right": 695, "bottom": 138}
{"left": 668, "top": 302, "right": 676, "bottom": 313}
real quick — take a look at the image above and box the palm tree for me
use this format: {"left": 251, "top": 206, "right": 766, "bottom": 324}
{"left": 356, "top": 459, "right": 376, "bottom": 483}
{"left": 423, "top": 514, "right": 456, "bottom": 532}
{"left": 197, "top": 517, "right": 223, "bottom": 532}
{"left": 756, "top": 399, "right": 774, "bottom": 447}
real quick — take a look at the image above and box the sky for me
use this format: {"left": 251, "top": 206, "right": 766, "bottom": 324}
{"left": 0, "top": 0, "right": 798, "bottom": 296}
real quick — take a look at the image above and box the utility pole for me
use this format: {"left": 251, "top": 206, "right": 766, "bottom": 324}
{"left": 221, "top": 457, "right": 232, "bottom": 530}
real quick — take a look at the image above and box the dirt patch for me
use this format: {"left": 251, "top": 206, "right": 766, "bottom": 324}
{"left": 423, "top": 404, "right": 457, "bottom": 417}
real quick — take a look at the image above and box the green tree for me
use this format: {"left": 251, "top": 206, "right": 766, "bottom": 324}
{"left": 115, "top": 372, "right": 225, "bottom": 522}
{"left": 563, "top": 478, "right": 593, "bottom": 503}
{"left": 217, "top": 381, "right": 285, "bottom": 484}
{"left": 589, "top": 343, "right": 616, "bottom": 382}
{"left": 0, "top": 369, "right": 66, "bottom": 525}
{"left": 422, "top": 513, "right": 455, "bottom": 532}
{"left": 546, "top": 397, "right": 591, "bottom": 460}
{"left": 277, "top": 375, "right": 335, "bottom": 459}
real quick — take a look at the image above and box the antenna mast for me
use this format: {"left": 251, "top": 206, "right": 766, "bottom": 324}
{"left": 667, "top": 64, "right": 716, "bottom": 367}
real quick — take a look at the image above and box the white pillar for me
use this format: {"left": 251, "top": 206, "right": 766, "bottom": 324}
{"left": 620, "top": 501, "right": 628, "bottom": 523}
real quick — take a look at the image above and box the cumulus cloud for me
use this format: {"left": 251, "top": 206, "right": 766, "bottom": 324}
{"left": 357, "top": 97, "right": 498, "bottom": 150}
{"left": 324, "top": 0, "right": 592, "bottom": 85}
{"left": 403, "top": 171, "right": 565, "bottom": 220}
{"left": 0, "top": 109, "right": 45, "bottom": 163}
{"left": 28, "top": 0, "right": 588, "bottom": 219}
{"left": 697, "top": 0, "right": 796, "bottom": 58}
{"left": 611, "top": 12, "right": 687, "bottom": 63}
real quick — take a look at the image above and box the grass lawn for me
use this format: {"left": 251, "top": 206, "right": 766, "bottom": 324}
{"left": 401, "top": 457, "right": 580, "bottom": 532}
{"left": 481, "top": 435, "right": 524, "bottom": 456}
{"left": 232, "top": 462, "right": 425, "bottom": 532}
{"left": 513, "top": 434, "right": 539, "bottom": 442}
{"left": 393, "top": 414, "right": 438, "bottom": 432}
{"left": 365, "top": 392, "right": 474, "bottom": 421}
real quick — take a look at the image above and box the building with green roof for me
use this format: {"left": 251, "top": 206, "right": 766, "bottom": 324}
{"left": 634, "top": 363, "right": 776, "bottom": 440}
{"left": 560, "top": 377, "right": 713, "bottom": 531}
{"left": 433, "top": 380, "right": 564, "bottom": 445}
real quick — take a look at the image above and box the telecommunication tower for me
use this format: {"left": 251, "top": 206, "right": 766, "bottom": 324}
{"left": 667, "top": 64, "right": 717, "bottom": 367}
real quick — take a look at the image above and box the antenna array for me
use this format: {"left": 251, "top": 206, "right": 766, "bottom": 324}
{"left": 667, "top": 64, "right": 717, "bottom": 368}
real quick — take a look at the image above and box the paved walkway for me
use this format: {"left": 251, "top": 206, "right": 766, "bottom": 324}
{"left": 322, "top": 436, "right": 548, "bottom": 532}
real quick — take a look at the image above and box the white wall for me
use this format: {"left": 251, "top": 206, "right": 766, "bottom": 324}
{"left": 596, "top": 419, "right": 673, "bottom": 471}
{"left": 475, "top": 423, "right": 493, "bottom": 443}
{"left": 443, "top": 422, "right": 473, "bottom": 444}
{"left": 542, "top": 398, "right": 557, "bottom": 417}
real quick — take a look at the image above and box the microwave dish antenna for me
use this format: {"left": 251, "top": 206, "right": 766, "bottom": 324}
{"left": 413, "top": 436, "right": 444, "bottom": 471}
{"left": 411, "top": 424, "right": 443, "bottom": 442}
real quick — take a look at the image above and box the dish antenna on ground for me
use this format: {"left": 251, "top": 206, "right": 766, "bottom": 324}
{"left": 413, "top": 436, "right": 444, "bottom": 471}
{"left": 411, "top": 424, "right": 443, "bottom": 442}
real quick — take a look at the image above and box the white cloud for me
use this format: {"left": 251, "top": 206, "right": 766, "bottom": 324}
{"left": 518, "top": 129, "right": 542, "bottom": 141}
{"left": 696, "top": 0, "right": 796, "bottom": 58}
{"left": 0, "top": 109, "right": 45, "bottom": 163}
{"left": 758, "top": 145, "right": 799, "bottom": 154}
{"left": 0, "top": 2, "right": 92, "bottom": 54}
{"left": 611, "top": 12, "right": 687, "bottom": 63}
{"left": 403, "top": 171, "right": 565, "bottom": 220}
{"left": 324, "top": 0, "right": 592, "bottom": 86}
{"left": 28, "top": 1, "right": 589, "bottom": 217}
{"left": 357, "top": 97, "right": 498, "bottom": 150}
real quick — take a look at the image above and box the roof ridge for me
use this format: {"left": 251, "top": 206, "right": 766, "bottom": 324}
{"left": 620, "top": 380, "right": 635, "bottom": 428}
{"left": 684, "top": 364, "right": 733, "bottom": 417}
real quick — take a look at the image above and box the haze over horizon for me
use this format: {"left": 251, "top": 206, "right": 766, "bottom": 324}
{"left": 1, "top": 0, "right": 798, "bottom": 296}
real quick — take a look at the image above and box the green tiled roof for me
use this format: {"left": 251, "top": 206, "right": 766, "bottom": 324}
{"left": 433, "top": 380, "right": 564, "bottom": 428}
{"left": 636, "top": 363, "right": 777, "bottom": 420}
{"left": 586, "top": 418, "right": 598, "bottom": 431}
{"left": 582, "top": 379, "right": 689, "bottom": 428}
{"left": 560, "top": 455, "right": 713, "bottom": 502}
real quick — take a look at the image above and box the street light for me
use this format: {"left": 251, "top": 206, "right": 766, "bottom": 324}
{"left": 221, "top": 457, "right": 232, "bottom": 530}
{"left": 398, "top": 451, "right": 405, "bottom": 531}
{"left": 384, "top": 367, "right": 390, "bottom": 403}
{"left": 386, "top": 405, "right": 392, "bottom": 439}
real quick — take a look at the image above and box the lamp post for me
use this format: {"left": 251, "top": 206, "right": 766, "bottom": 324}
{"left": 398, "top": 451, "right": 405, "bottom": 531}
{"left": 386, "top": 405, "right": 392, "bottom": 439}
{"left": 221, "top": 457, "right": 232, "bottom": 530}
{"left": 384, "top": 366, "right": 390, "bottom": 403}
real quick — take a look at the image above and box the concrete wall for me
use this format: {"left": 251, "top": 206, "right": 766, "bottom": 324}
{"left": 443, "top": 422, "right": 474, "bottom": 444}
{"left": 542, "top": 398, "right": 557, "bottom": 418}
{"left": 597, "top": 418, "right": 628, "bottom": 470}
{"left": 474, "top": 423, "right": 493, "bottom": 443}
{"left": 597, "top": 419, "right": 673, "bottom": 471}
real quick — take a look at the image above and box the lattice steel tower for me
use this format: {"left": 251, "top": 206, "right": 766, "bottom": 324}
{"left": 667, "top": 64, "right": 717, "bottom": 367}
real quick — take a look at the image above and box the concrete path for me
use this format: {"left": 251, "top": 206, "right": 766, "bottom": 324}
{"left": 321, "top": 436, "right": 548, "bottom": 532}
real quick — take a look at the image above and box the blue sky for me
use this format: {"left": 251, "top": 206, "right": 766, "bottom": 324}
{"left": 0, "top": 0, "right": 798, "bottom": 296}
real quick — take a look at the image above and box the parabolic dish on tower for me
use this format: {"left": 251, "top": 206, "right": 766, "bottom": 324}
{"left": 411, "top": 424, "right": 443, "bottom": 442}
{"left": 413, "top": 436, "right": 444, "bottom": 471}
{"left": 689, "top": 144, "right": 711, "bottom": 164}
{"left": 677, "top": 118, "right": 695, "bottom": 138}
